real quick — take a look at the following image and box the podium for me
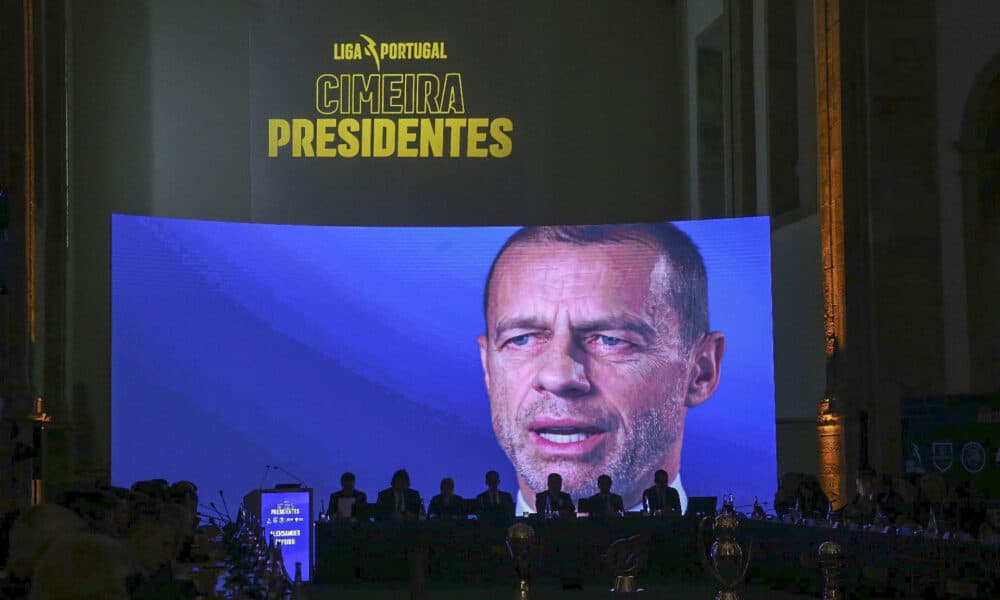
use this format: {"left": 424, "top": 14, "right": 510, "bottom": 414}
{"left": 261, "top": 486, "right": 314, "bottom": 581}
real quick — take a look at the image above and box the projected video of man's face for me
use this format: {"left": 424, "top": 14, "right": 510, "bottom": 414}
{"left": 479, "top": 224, "right": 724, "bottom": 510}
{"left": 112, "top": 216, "right": 775, "bottom": 514}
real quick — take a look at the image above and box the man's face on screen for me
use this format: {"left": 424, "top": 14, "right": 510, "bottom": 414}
{"left": 479, "top": 241, "right": 700, "bottom": 504}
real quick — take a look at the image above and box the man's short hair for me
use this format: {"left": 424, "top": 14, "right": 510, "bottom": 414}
{"left": 341, "top": 472, "right": 355, "bottom": 484}
{"left": 391, "top": 469, "right": 410, "bottom": 487}
{"left": 483, "top": 223, "right": 709, "bottom": 347}
{"left": 485, "top": 470, "right": 499, "bottom": 480}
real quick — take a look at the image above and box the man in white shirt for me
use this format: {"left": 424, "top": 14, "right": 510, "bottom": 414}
{"left": 329, "top": 471, "right": 367, "bottom": 520}
{"left": 478, "top": 223, "right": 723, "bottom": 513}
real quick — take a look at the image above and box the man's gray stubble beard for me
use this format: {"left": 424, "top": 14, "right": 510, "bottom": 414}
{"left": 493, "top": 395, "right": 683, "bottom": 501}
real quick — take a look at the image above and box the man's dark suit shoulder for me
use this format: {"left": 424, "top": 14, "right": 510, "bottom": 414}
{"left": 582, "top": 492, "right": 624, "bottom": 514}
{"left": 476, "top": 490, "right": 514, "bottom": 503}
{"left": 375, "top": 487, "right": 421, "bottom": 514}
{"left": 642, "top": 485, "right": 681, "bottom": 512}
{"left": 535, "top": 490, "right": 575, "bottom": 513}
{"left": 429, "top": 493, "right": 466, "bottom": 517}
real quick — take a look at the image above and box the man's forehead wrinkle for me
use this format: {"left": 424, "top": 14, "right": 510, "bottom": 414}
{"left": 488, "top": 241, "right": 677, "bottom": 335}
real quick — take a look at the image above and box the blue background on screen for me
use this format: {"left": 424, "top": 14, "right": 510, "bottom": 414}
{"left": 112, "top": 216, "right": 775, "bottom": 512}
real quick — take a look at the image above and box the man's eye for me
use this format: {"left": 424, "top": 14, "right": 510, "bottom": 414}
{"left": 598, "top": 335, "right": 624, "bottom": 346}
{"left": 586, "top": 334, "right": 634, "bottom": 352}
{"left": 509, "top": 334, "right": 533, "bottom": 346}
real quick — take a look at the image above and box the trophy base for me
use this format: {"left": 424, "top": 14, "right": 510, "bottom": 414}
{"left": 611, "top": 575, "right": 642, "bottom": 593}
{"left": 715, "top": 591, "right": 742, "bottom": 600}
{"left": 514, "top": 579, "right": 529, "bottom": 600}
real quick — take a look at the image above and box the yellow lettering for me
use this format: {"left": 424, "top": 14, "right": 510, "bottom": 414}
{"left": 352, "top": 74, "right": 378, "bottom": 115}
{"left": 489, "top": 118, "right": 513, "bottom": 158}
{"left": 292, "top": 119, "right": 314, "bottom": 157}
{"left": 337, "top": 119, "right": 360, "bottom": 157}
{"left": 397, "top": 118, "right": 418, "bottom": 157}
{"left": 416, "top": 74, "right": 441, "bottom": 114}
{"left": 361, "top": 118, "right": 372, "bottom": 157}
{"left": 372, "top": 119, "right": 395, "bottom": 157}
{"left": 315, "top": 118, "right": 337, "bottom": 157}
{"left": 440, "top": 73, "right": 465, "bottom": 114}
{"left": 316, "top": 74, "right": 339, "bottom": 115}
{"left": 444, "top": 118, "right": 466, "bottom": 158}
{"left": 466, "top": 118, "right": 489, "bottom": 158}
{"left": 419, "top": 118, "right": 444, "bottom": 157}
{"left": 382, "top": 74, "right": 404, "bottom": 114}
{"left": 268, "top": 119, "right": 290, "bottom": 157}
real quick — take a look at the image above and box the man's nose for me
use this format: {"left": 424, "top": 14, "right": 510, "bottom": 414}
{"left": 531, "top": 332, "right": 591, "bottom": 397}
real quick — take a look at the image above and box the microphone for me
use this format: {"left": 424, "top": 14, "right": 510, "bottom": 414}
{"left": 209, "top": 501, "right": 231, "bottom": 523}
{"left": 218, "top": 490, "right": 233, "bottom": 521}
{"left": 202, "top": 502, "right": 226, "bottom": 521}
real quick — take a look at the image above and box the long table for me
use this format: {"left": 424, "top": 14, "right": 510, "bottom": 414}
{"left": 315, "top": 516, "right": 1000, "bottom": 596}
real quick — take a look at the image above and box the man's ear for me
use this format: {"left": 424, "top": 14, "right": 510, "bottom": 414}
{"left": 685, "top": 331, "right": 725, "bottom": 408}
{"left": 477, "top": 334, "right": 491, "bottom": 389}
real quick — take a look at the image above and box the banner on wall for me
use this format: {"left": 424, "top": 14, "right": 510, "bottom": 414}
{"left": 249, "top": 0, "right": 685, "bottom": 225}
{"left": 901, "top": 395, "right": 1000, "bottom": 498}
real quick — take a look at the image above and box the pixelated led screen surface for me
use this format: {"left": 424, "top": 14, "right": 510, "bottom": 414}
{"left": 112, "top": 216, "right": 775, "bottom": 514}
{"left": 261, "top": 489, "right": 312, "bottom": 581}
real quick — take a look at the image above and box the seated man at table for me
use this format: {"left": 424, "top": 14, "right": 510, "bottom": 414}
{"left": 839, "top": 470, "right": 879, "bottom": 524}
{"left": 533, "top": 473, "right": 575, "bottom": 518}
{"left": 375, "top": 469, "right": 422, "bottom": 521}
{"left": 580, "top": 474, "right": 624, "bottom": 517}
{"left": 428, "top": 477, "right": 466, "bottom": 519}
{"left": 475, "top": 470, "right": 515, "bottom": 522}
{"left": 328, "top": 471, "right": 367, "bottom": 520}
{"left": 793, "top": 475, "right": 830, "bottom": 520}
{"left": 642, "top": 469, "right": 681, "bottom": 515}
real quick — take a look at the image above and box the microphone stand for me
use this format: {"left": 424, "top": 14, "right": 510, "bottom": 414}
{"left": 269, "top": 465, "right": 306, "bottom": 486}
{"left": 258, "top": 465, "right": 272, "bottom": 492}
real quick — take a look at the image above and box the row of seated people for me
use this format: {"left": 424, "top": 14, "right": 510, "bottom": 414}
{"left": 839, "top": 470, "right": 997, "bottom": 538}
{"left": 328, "top": 469, "right": 684, "bottom": 522}
{"left": 3, "top": 478, "right": 203, "bottom": 600}
{"left": 773, "top": 470, "right": 1000, "bottom": 541}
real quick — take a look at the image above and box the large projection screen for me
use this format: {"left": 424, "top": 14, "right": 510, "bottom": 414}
{"left": 112, "top": 215, "right": 775, "bottom": 512}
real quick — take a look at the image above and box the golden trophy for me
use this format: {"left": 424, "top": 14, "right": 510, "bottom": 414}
{"left": 698, "top": 510, "right": 752, "bottom": 600}
{"left": 817, "top": 541, "right": 844, "bottom": 600}
{"left": 506, "top": 522, "right": 536, "bottom": 600}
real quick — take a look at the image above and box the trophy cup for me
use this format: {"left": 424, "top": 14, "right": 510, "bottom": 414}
{"left": 817, "top": 541, "right": 844, "bottom": 600}
{"left": 506, "top": 522, "right": 536, "bottom": 600}
{"left": 605, "top": 534, "right": 646, "bottom": 593}
{"left": 698, "top": 510, "right": 752, "bottom": 600}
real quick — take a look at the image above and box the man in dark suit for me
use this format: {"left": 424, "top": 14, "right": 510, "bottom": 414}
{"left": 580, "top": 474, "right": 624, "bottom": 517}
{"left": 428, "top": 477, "right": 466, "bottom": 519}
{"left": 475, "top": 470, "right": 515, "bottom": 523}
{"left": 533, "top": 473, "right": 575, "bottom": 518}
{"left": 328, "top": 471, "right": 367, "bottom": 520}
{"left": 642, "top": 469, "right": 681, "bottom": 515}
{"left": 375, "top": 469, "right": 422, "bottom": 520}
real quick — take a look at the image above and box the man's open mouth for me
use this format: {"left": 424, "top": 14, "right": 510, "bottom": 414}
{"left": 533, "top": 427, "right": 602, "bottom": 444}
{"left": 527, "top": 419, "right": 609, "bottom": 452}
